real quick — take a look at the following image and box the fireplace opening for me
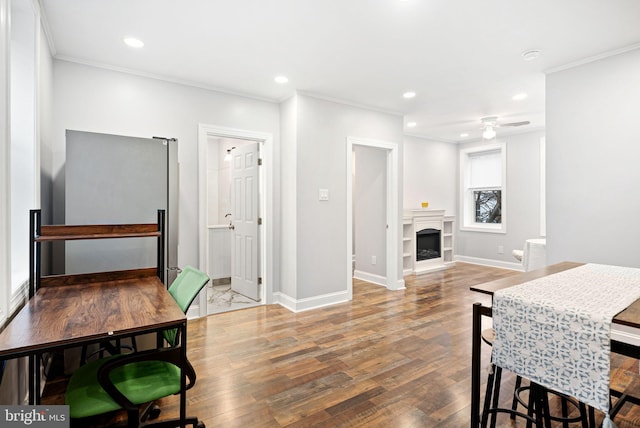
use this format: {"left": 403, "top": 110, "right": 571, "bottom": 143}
{"left": 416, "top": 228, "right": 441, "bottom": 261}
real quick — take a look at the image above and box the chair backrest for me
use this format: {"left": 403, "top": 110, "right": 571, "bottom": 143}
{"left": 164, "top": 266, "right": 210, "bottom": 347}
{"left": 167, "top": 266, "right": 210, "bottom": 314}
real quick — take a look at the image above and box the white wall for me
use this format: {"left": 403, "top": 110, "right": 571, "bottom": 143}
{"left": 403, "top": 135, "right": 457, "bottom": 214}
{"left": 546, "top": 48, "right": 640, "bottom": 267}
{"left": 456, "top": 130, "right": 544, "bottom": 265}
{"left": 279, "top": 96, "right": 297, "bottom": 298}
{"left": 51, "top": 60, "right": 281, "bottom": 277}
{"left": 354, "top": 145, "right": 387, "bottom": 279}
{"left": 288, "top": 93, "right": 403, "bottom": 302}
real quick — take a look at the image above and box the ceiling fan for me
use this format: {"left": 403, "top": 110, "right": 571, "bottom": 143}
{"left": 481, "top": 116, "right": 530, "bottom": 139}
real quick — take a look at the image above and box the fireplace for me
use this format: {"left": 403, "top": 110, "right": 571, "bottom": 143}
{"left": 416, "top": 228, "right": 441, "bottom": 261}
{"left": 410, "top": 210, "right": 445, "bottom": 274}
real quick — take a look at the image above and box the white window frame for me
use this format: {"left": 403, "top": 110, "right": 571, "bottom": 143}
{"left": 0, "top": 0, "right": 39, "bottom": 328}
{"left": 0, "top": 0, "right": 11, "bottom": 328}
{"left": 459, "top": 142, "right": 507, "bottom": 234}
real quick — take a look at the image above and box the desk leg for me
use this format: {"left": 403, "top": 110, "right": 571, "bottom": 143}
{"left": 35, "top": 353, "right": 41, "bottom": 404}
{"left": 27, "top": 354, "right": 42, "bottom": 405}
{"left": 28, "top": 355, "right": 35, "bottom": 405}
{"left": 471, "top": 303, "right": 482, "bottom": 427}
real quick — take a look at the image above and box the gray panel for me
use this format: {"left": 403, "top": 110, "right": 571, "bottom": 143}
{"left": 65, "top": 131, "right": 175, "bottom": 278}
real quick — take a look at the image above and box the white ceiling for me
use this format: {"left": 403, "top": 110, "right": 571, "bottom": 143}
{"left": 40, "top": 0, "right": 640, "bottom": 143}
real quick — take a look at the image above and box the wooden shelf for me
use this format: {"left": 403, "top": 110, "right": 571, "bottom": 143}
{"left": 35, "top": 224, "right": 160, "bottom": 242}
{"left": 29, "top": 209, "right": 166, "bottom": 298}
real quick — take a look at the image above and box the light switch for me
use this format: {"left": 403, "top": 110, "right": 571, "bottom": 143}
{"left": 319, "top": 188, "right": 329, "bottom": 201}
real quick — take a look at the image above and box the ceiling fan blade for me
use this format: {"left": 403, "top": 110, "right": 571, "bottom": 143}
{"left": 500, "top": 121, "right": 530, "bottom": 127}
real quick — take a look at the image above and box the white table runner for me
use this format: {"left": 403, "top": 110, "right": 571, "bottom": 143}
{"left": 492, "top": 264, "right": 640, "bottom": 414}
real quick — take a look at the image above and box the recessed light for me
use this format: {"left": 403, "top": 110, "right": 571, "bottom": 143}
{"left": 512, "top": 93, "right": 528, "bottom": 101}
{"left": 123, "top": 37, "right": 144, "bottom": 48}
{"left": 460, "top": 133, "right": 469, "bottom": 138}
{"left": 521, "top": 49, "right": 541, "bottom": 61}
{"left": 406, "top": 122, "right": 417, "bottom": 128}
{"left": 403, "top": 91, "right": 416, "bottom": 99}
{"left": 274, "top": 75, "right": 289, "bottom": 84}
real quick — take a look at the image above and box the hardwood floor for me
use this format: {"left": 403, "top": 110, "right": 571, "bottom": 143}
{"left": 41, "top": 262, "right": 640, "bottom": 427}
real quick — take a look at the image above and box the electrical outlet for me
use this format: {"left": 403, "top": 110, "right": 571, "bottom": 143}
{"left": 498, "top": 245, "right": 504, "bottom": 254}
{"left": 371, "top": 255, "right": 377, "bottom": 265}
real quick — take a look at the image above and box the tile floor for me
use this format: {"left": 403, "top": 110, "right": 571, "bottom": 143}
{"left": 206, "top": 278, "right": 261, "bottom": 315}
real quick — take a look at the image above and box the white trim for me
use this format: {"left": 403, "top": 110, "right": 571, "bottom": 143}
{"left": 34, "top": 0, "right": 56, "bottom": 56}
{"left": 353, "top": 270, "right": 387, "bottom": 287}
{"left": 56, "top": 55, "right": 276, "bottom": 104}
{"left": 403, "top": 132, "right": 458, "bottom": 144}
{"left": 197, "top": 124, "right": 274, "bottom": 317}
{"left": 296, "top": 90, "right": 403, "bottom": 117}
{"left": 539, "top": 136, "right": 546, "bottom": 237}
{"left": 346, "top": 136, "right": 402, "bottom": 295}
{"left": 455, "top": 255, "right": 524, "bottom": 271}
{"left": 545, "top": 42, "right": 640, "bottom": 75}
{"left": 274, "top": 290, "right": 351, "bottom": 313}
{"left": 0, "top": 0, "right": 11, "bottom": 326}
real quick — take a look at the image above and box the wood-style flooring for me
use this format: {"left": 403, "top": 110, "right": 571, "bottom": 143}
{"left": 41, "top": 262, "right": 640, "bottom": 427}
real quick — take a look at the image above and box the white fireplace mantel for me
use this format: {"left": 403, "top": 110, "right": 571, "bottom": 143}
{"left": 402, "top": 209, "right": 455, "bottom": 275}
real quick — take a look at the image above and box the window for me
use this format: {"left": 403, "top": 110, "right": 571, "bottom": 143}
{"left": 1, "top": 0, "right": 38, "bottom": 326}
{"left": 460, "top": 143, "right": 506, "bottom": 233}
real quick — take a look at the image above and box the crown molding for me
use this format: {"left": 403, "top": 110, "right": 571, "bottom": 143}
{"left": 545, "top": 42, "right": 640, "bottom": 74}
{"left": 295, "top": 90, "right": 403, "bottom": 117}
{"left": 54, "top": 55, "right": 278, "bottom": 104}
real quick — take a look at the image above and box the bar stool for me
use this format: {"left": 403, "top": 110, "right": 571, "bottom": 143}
{"left": 481, "top": 328, "right": 590, "bottom": 428}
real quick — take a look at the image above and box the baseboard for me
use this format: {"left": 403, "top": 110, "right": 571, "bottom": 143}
{"left": 455, "top": 255, "right": 524, "bottom": 271}
{"left": 413, "top": 265, "right": 447, "bottom": 275}
{"left": 274, "top": 290, "right": 351, "bottom": 313}
{"left": 392, "top": 278, "right": 406, "bottom": 290}
{"left": 353, "top": 271, "right": 406, "bottom": 291}
{"left": 353, "top": 270, "right": 387, "bottom": 287}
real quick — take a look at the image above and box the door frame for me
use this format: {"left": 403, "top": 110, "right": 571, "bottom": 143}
{"left": 197, "top": 124, "right": 274, "bottom": 317}
{"left": 346, "top": 136, "right": 404, "bottom": 296}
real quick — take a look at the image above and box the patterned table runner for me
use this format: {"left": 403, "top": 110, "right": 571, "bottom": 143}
{"left": 492, "top": 264, "right": 640, "bottom": 415}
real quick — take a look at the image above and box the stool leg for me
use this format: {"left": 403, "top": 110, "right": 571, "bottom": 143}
{"left": 489, "top": 367, "right": 503, "bottom": 428}
{"left": 481, "top": 364, "right": 496, "bottom": 428}
{"left": 561, "top": 396, "right": 569, "bottom": 428}
{"left": 511, "top": 375, "right": 522, "bottom": 420}
{"left": 538, "top": 386, "right": 552, "bottom": 428}
{"left": 526, "top": 385, "right": 535, "bottom": 428}
{"left": 579, "top": 402, "right": 589, "bottom": 428}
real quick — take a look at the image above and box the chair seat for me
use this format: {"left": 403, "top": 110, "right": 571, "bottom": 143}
{"left": 66, "top": 355, "right": 182, "bottom": 419}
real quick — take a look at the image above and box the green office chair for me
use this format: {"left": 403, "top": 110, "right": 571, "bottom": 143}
{"left": 163, "top": 266, "right": 211, "bottom": 347}
{"left": 66, "top": 347, "right": 203, "bottom": 428}
{"left": 66, "top": 266, "right": 210, "bottom": 427}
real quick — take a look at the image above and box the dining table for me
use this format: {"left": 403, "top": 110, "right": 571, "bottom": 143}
{"left": 470, "top": 261, "right": 640, "bottom": 427}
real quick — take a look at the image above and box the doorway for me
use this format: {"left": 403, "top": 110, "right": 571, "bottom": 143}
{"left": 197, "top": 124, "right": 274, "bottom": 317}
{"left": 346, "top": 137, "right": 404, "bottom": 297}
{"left": 352, "top": 145, "right": 388, "bottom": 286}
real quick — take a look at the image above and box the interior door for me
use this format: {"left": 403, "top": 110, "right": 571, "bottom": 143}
{"left": 231, "top": 143, "right": 260, "bottom": 301}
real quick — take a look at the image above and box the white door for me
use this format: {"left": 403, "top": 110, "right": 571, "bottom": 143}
{"left": 230, "top": 143, "right": 261, "bottom": 300}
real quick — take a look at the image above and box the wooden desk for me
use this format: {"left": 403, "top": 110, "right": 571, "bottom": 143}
{"left": 470, "top": 262, "right": 640, "bottom": 427}
{"left": 0, "top": 270, "right": 187, "bottom": 422}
